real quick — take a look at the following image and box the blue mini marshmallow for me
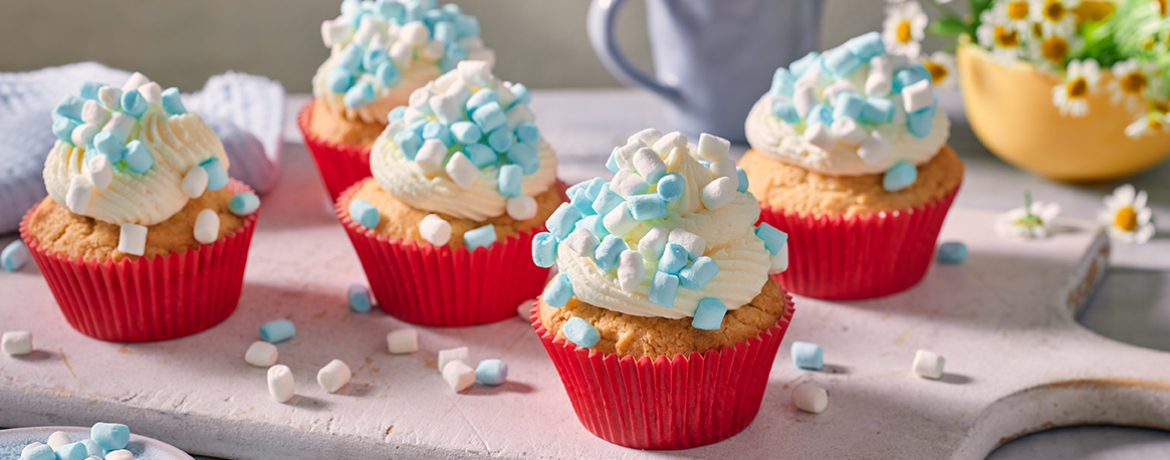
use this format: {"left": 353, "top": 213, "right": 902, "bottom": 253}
{"left": 466, "top": 88, "right": 498, "bottom": 114}
{"left": 91, "top": 422, "right": 131, "bottom": 450}
{"left": 578, "top": 215, "right": 609, "bottom": 239}
{"left": 907, "top": 104, "right": 936, "bottom": 138}
{"left": 338, "top": 43, "right": 364, "bottom": 73}
{"left": 591, "top": 185, "right": 624, "bottom": 216}
{"left": 403, "top": 0, "right": 425, "bottom": 21}
{"left": 792, "top": 341, "right": 824, "bottom": 370}
{"left": 121, "top": 89, "right": 148, "bottom": 118}
{"left": 376, "top": 61, "right": 400, "bottom": 86}
{"left": 789, "top": 51, "right": 821, "bottom": 76}
{"left": 471, "top": 101, "right": 507, "bottom": 134}
{"left": 498, "top": 164, "right": 522, "bottom": 197}
{"left": 93, "top": 131, "right": 126, "bottom": 162}
{"left": 594, "top": 235, "right": 628, "bottom": 271}
{"left": 937, "top": 241, "right": 967, "bottom": 264}
{"left": 161, "top": 87, "right": 186, "bottom": 115}
{"left": 407, "top": 117, "right": 428, "bottom": 136}
{"left": 465, "top": 224, "right": 497, "bottom": 250}
{"left": 771, "top": 99, "right": 800, "bottom": 124}
{"left": 807, "top": 104, "right": 834, "bottom": 126}
{"left": 54, "top": 95, "right": 85, "bottom": 121}
{"left": 860, "top": 97, "right": 895, "bottom": 124}
{"left": 475, "top": 359, "right": 508, "bottom": 386}
{"left": 547, "top": 202, "right": 583, "bottom": 239}
{"left": 691, "top": 298, "right": 727, "bottom": 331}
{"left": 441, "top": 3, "right": 462, "bottom": 15}
{"left": 605, "top": 148, "right": 621, "bottom": 173}
{"left": 585, "top": 178, "right": 606, "bottom": 200}
{"left": 563, "top": 317, "right": 599, "bottom": 348}
{"left": 755, "top": 223, "right": 788, "bottom": 256}
{"left": 506, "top": 143, "right": 540, "bottom": 174}
{"left": 55, "top": 443, "right": 89, "bottom": 460}
{"left": 736, "top": 167, "right": 749, "bottom": 193}
{"left": 770, "top": 67, "right": 797, "bottom": 97}
{"left": 79, "top": 81, "right": 105, "bottom": 100}
{"left": 516, "top": 123, "right": 541, "bottom": 146}
{"left": 659, "top": 243, "right": 690, "bottom": 275}
{"left": 487, "top": 126, "right": 515, "bottom": 153}
{"left": 450, "top": 121, "right": 482, "bottom": 144}
{"left": 465, "top": 143, "right": 497, "bottom": 167}
{"left": 833, "top": 92, "right": 865, "bottom": 121}
{"left": 349, "top": 198, "right": 380, "bottom": 228}
{"left": 229, "top": 192, "right": 260, "bottom": 216}
{"left": 649, "top": 271, "right": 680, "bottom": 307}
{"left": 845, "top": 31, "right": 886, "bottom": 60}
{"left": 343, "top": 81, "right": 376, "bottom": 108}
{"left": 440, "top": 43, "right": 467, "bottom": 73}
{"left": 79, "top": 439, "right": 103, "bottom": 458}
{"left": 52, "top": 117, "right": 80, "bottom": 143}
{"left": 628, "top": 194, "right": 668, "bottom": 221}
{"left": 394, "top": 130, "right": 423, "bottom": 160}
{"left": 259, "top": 319, "right": 295, "bottom": 344}
{"left": 433, "top": 21, "right": 457, "bottom": 43}
{"left": 21, "top": 444, "right": 54, "bottom": 460}
{"left": 543, "top": 273, "right": 574, "bottom": 308}
{"left": 201, "top": 157, "right": 229, "bottom": 191}
{"left": 510, "top": 83, "right": 532, "bottom": 106}
{"left": 422, "top": 121, "right": 452, "bottom": 146}
{"left": 893, "top": 65, "right": 931, "bottom": 93}
{"left": 883, "top": 161, "right": 918, "bottom": 191}
{"left": 124, "top": 140, "right": 153, "bottom": 173}
{"left": 363, "top": 47, "right": 389, "bottom": 74}
{"left": 2, "top": 240, "right": 29, "bottom": 272}
{"left": 377, "top": 0, "right": 405, "bottom": 19}
{"left": 679, "top": 256, "right": 720, "bottom": 289}
{"left": 824, "top": 46, "right": 863, "bottom": 77}
{"left": 348, "top": 284, "right": 372, "bottom": 313}
{"left": 455, "top": 15, "right": 480, "bottom": 39}
{"left": 657, "top": 173, "right": 684, "bottom": 202}
{"left": 532, "top": 231, "right": 558, "bottom": 268}
{"left": 568, "top": 187, "right": 597, "bottom": 216}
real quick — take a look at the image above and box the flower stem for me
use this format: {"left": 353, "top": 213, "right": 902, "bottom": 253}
{"left": 1024, "top": 189, "right": 1034, "bottom": 220}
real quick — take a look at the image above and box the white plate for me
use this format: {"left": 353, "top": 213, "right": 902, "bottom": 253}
{"left": 0, "top": 426, "right": 194, "bottom": 459}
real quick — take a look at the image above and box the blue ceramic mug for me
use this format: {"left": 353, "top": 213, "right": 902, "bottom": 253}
{"left": 588, "top": 0, "right": 822, "bottom": 142}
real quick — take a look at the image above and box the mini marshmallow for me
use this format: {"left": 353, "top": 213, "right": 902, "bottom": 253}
{"left": 563, "top": 317, "right": 600, "bottom": 348}
{"left": 122, "top": 72, "right": 150, "bottom": 92}
{"left": 465, "top": 143, "right": 496, "bottom": 167}
{"left": 603, "top": 202, "right": 638, "bottom": 236}
{"left": 860, "top": 97, "right": 895, "bottom": 124}
{"left": 193, "top": 208, "right": 220, "bottom": 245}
{"left": 201, "top": 157, "right": 228, "bottom": 191}
{"left": 830, "top": 118, "right": 868, "bottom": 146}
{"left": 679, "top": 256, "right": 719, "bottom": 289}
{"left": 442, "top": 360, "right": 476, "bottom": 392}
{"left": 770, "top": 242, "right": 789, "bottom": 274}
{"left": 627, "top": 128, "right": 663, "bottom": 147}
{"left": 755, "top": 223, "right": 788, "bottom": 255}
{"left": 594, "top": 234, "right": 629, "bottom": 271}
{"left": 628, "top": 194, "right": 668, "bottom": 220}
{"left": 22, "top": 444, "right": 54, "bottom": 460}
{"left": 327, "top": 67, "right": 355, "bottom": 93}
{"left": 833, "top": 92, "right": 865, "bottom": 121}
{"left": 176, "top": 166, "right": 208, "bottom": 201}
{"left": 907, "top": 104, "right": 935, "bottom": 138}
{"left": 531, "top": 232, "right": 557, "bottom": 268}
{"left": 445, "top": 80, "right": 472, "bottom": 105}
{"left": 79, "top": 439, "right": 102, "bottom": 458}
{"left": 807, "top": 104, "right": 833, "bottom": 126}
{"left": 696, "top": 133, "right": 730, "bottom": 161}
{"left": 737, "top": 168, "right": 750, "bottom": 194}
{"left": 652, "top": 131, "right": 687, "bottom": 156}
{"left": 423, "top": 120, "right": 452, "bottom": 146}
{"left": 913, "top": 349, "right": 946, "bottom": 379}
{"left": 893, "top": 64, "right": 931, "bottom": 93}
{"left": 771, "top": 100, "right": 800, "bottom": 124}
{"left": 543, "top": 273, "right": 574, "bottom": 308}
{"left": 791, "top": 341, "right": 824, "bottom": 370}
{"left": 793, "top": 83, "right": 820, "bottom": 119}
{"left": 47, "top": 432, "right": 71, "bottom": 449}
{"left": 161, "top": 87, "right": 186, "bottom": 115}
{"left": 55, "top": 442, "right": 88, "bottom": 460}
{"left": 229, "top": 192, "right": 260, "bottom": 216}
{"left": 55, "top": 95, "right": 86, "bottom": 121}
{"left": 71, "top": 123, "right": 98, "bottom": 147}
{"left": 259, "top": 319, "right": 295, "bottom": 344}
{"left": 475, "top": 359, "right": 508, "bottom": 386}
{"left": 565, "top": 227, "right": 600, "bottom": 256}
{"left": 506, "top": 103, "right": 534, "bottom": 129}
{"left": 845, "top": 31, "right": 886, "bottom": 60}
{"left": 85, "top": 155, "right": 113, "bottom": 191}
{"left": 692, "top": 298, "right": 727, "bottom": 330}
{"left": 317, "top": 359, "right": 353, "bottom": 393}
{"left": 700, "top": 177, "right": 736, "bottom": 210}
{"left": 516, "top": 122, "right": 541, "bottom": 146}
{"left": 610, "top": 170, "right": 650, "bottom": 198}
{"left": 125, "top": 143, "right": 151, "bottom": 172}
{"left": 770, "top": 67, "right": 797, "bottom": 97}
{"left": 91, "top": 423, "right": 129, "bottom": 451}
{"left": 656, "top": 173, "right": 684, "bottom": 202}
{"left": 138, "top": 82, "right": 162, "bottom": 105}
{"left": 267, "top": 364, "right": 295, "bottom": 403}
{"left": 2, "top": 331, "right": 32, "bottom": 355}
{"left": 105, "top": 451, "right": 134, "bottom": 460}
{"left": 464, "top": 224, "right": 496, "bottom": 251}
{"left": 414, "top": 139, "right": 448, "bottom": 172}
{"left": 632, "top": 147, "right": 668, "bottom": 183}
{"left": 823, "top": 46, "right": 862, "bottom": 77}
{"left": 117, "top": 223, "right": 147, "bottom": 256}
{"left": 245, "top": 341, "right": 278, "bottom": 367}
{"left": 93, "top": 131, "right": 126, "bottom": 162}
{"left": 789, "top": 51, "right": 821, "bottom": 76}
{"left": 81, "top": 100, "right": 110, "bottom": 128}
{"left": 52, "top": 117, "right": 79, "bottom": 143}
{"left": 648, "top": 271, "right": 680, "bottom": 307}
{"left": 466, "top": 88, "right": 498, "bottom": 114}
{"left": 387, "top": 329, "right": 419, "bottom": 354}
{"left": 821, "top": 79, "right": 858, "bottom": 105}
{"left": 858, "top": 131, "right": 891, "bottom": 166}
{"left": 347, "top": 284, "right": 372, "bottom": 313}
{"left": 471, "top": 102, "right": 506, "bottom": 133}
{"left": 883, "top": 161, "right": 918, "bottom": 192}
{"left": 409, "top": 86, "right": 434, "bottom": 111}
{"left": 667, "top": 228, "right": 706, "bottom": 259}
{"left": 937, "top": 242, "right": 967, "bottom": 264}
{"left": 438, "top": 346, "right": 470, "bottom": 372}
{"left": 506, "top": 196, "right": 538, "bottom": 220}
{"left": 394, "top": 130, "right": 423, "bottom": 159}
{"left": 710, "top": 159, "right": 739, "bottom": 190}
{"left": 509, "top": 82, "right": 532, "bottom": 106}
{"left": 429, "top": 93, "right": 463, "bottom": 125}
{"left": 400, "top": 21, "right": 429, "bottom": 45}
{"left": 802, "top": 123, "right": 836, "bottom": 150}
{"left": 79, "top": 81, "right": 104, "bottom": 100}
{"left": 2, "top": 241, "right": 29, "bottom": 272}
{"left": 321, "top": 18, "right": 352, "bottom": 47}
{"left": 793, "top": 383, "right": 828, "bottom": 414}
{"left": 569, "top": 187, "right": 597, "bottom": 216}
{"left": 659, "top": 243, "right": 689, "bottom": 275}
{"left": 638, "top": 225, "right": 669, "bottom": 261}
{"left": 902, "top": 79, "right": 934, "bottom": 114}
{"left": 547, "top": 202, "right": 583, "bottom": 239}
{"left": 389, "top": 41, "right": 413, "bottom": 66}
{"left": 506, "top": 143, "right": 540, "bottom": 174}
{"left": 445, "top": 152, "right": 479, "bottom": 189}
{"left": 458, "top": 60, "right": 492, "bottom": 86}
{"left": 866, "top": 74, "right": 893, "bottom": 98}
{"left": 617, "top": 250, "right": 645, "bottom": 291}
{"left": 65, "top": 176, "right": 92, "bottom": 214}
{"left": 120, "top": 89, "right": 148, "bottom": 117}
{"left": 591, "top": 185, "right": 624, "bottom": 217}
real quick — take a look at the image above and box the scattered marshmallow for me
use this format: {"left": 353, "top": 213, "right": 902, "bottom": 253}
{"left": 442, "top": 360, "right": 476, "bottom": 393}
{"left": 347, "top": 284, "right": 372, "bottom": 313}
{"left": 913, "top": 349, "right": 946, "bottom": 379}
{"left": 651, "top": 131, "right": 686, "bottom": 155}
{"left": 117, "top": 224, "right": 147, "bottom": 257}
{"left": 259, "top": 319, "right": 295, "bottom": 344}
{"left": 437, "top": 346, "right": 470, "bottom": 372}
{"left": 791, "top": 341, "right": 824, "bottom": 370}
{"left": 193, "top": 209, "right": 220, "bottom": 245}
{"left": 317, "top": 359, "right": 353, "bottom": 393}
{"left": 245, "top": 341, "right": 278, "bottom": 367}
{"left": 181, "top": 166, "right": 209, "bottom": 199}
{"left": 2, "top": 240, "right": 29, "bottom": 272}
{"left": 47, "top": 431, "right": 71, "bottom": 449}
{"left": 419, "top": 214, "right": 452, "bottom": 246}
{"left": 267, "top": 364, "right": 295, "bottom": 403}
{"left": 858, "top": 131, "right": 891, "bottom": 166}
{"left": 65, "top": 176, "right": 92, "bottom": 214}
{"left": 700, "top": 177, "right": 736, "bottom": 210}
{"left": 883, "top": 161, "right": 918, "bottom": 192}
{"left": 802, "top": 124, "right": 836, "bottom": 150}
{"left": 105, "top": 451, "right": 134, "bottom": 460}
{"left": 697, "top": 133, "right": 730, "bottom": 161}
{"left": 21, "top": 443, "right": 45, "bottom": 456}
{"left": 617, "top": 250, "right": 644, "bottom": 292}
{"left": 792, "top": 383, "right": 828, "bottom": 414}
{"left": 902, "top": 79, "right": 935, "bottom": 114}
{"left": 85, "top": 155, "right": 113, "bottom": 191}
{"left": 830, "top": 118, "right": 868, "bottom": 146}
{"left": 563, "top": 317, "right": 600, "bottom": 348}
{"left": 387, "top": 329, "right": 419, "bottom": 354}
{"left": 937, "top": 242, "right": 967, "bottom": 264}
{"left": 3, "top": 331, "right": 32, "bottom": 356}
{"left": 637, "top": 225, "right": 669, "bottom": 261}
{"left": 475, "top": 359, "right": 508, "bottom": 386}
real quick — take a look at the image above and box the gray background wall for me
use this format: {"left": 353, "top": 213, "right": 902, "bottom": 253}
{"left": 0, "top": 0, "right": 891, "bottom": 92}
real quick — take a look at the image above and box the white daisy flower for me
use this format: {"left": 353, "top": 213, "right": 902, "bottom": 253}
{"left": 1052, "top": 59, "right": 1100, "bottom": 117}
{"left": 1125, "top": 111, "right": 1168, "bottom": 138}
{"left": 1032, "top": 32, "right": 1080, "bottom": 67}
{"left": 1153, "top": 0, "right": 1168, "bottom": 16}
{"left": 1108, "top": 59, "right": 1156, "bottom": 111}
{"left": 995, "top": 191, "right": 1062, "bottom": 239}
{"left": 990, "top": 0, "right": 1036, "bottom": 30}
{"left": 883, "top": 1, "right": 929, "bottom": 59}
{"left": 1030, "top": 0, "right": 1081, "bottom": 37}
{"left": 921, "top": 51, "right": 959, "bottom": 89}
{"left": 1098, "top": 184, "right": 1155, "bottom": 244}
{"left": 978, "top": 11, "right": 1026, "bottom": 64}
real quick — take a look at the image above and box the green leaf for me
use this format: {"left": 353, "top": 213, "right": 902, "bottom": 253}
{"left": 928, "top": 17, "right": 972, "bottom": 37}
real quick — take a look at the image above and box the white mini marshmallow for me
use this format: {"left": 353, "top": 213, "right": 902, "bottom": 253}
{"left": 71, "top": 123, "right": 99, "bottom": 147}
{"left": 696, "top": 133, "right": 730, "bottom": 161}
{"left": 409, "top": 86, "right": 434, "bottom": 111}
{"left": 2, "top": 331, "right": 32, "bottom": 356}
{"left": 651, "top": 131, "right": 687, "bottom": 155}
{"left": 638, "top": 225, "right": 669, "bottom": 261}
{"left": 389, "top": 41, "right": 413, "bottom": 66}
{"left": 517, "top": 299, "right": 535, "bottom": 319}
{"left": 387, "top": 329, "right": 419, "bottom": 354}
{"left": 352, "top": 16, "right": 382, "bottom": 46}
{"left": 610, "top": 170, "right": 649, "bottom": 198}
{"left": 913, "top": 349, "right": 946, "bottom": 379}
{"left": 446, "top": 83, "right": 472, "bottom": 109}
{"left": 400, "top": 21, "right": 429, "bottom": 45}
{"left": 793, "top": 383, "right": 828, "bottom": 414}
{"left": 627, "top": 128, "right": 663, "bottom": 147}
{"left": 494, "top": 80, "right": 515, "bottom": 108}
{"left": 891, "top": 94, "right": 907, "bottom": 124}
{"left": 902, "top": 79, "right": 934, "bottom": 114}
{"left": 98, "top": 86, "right": 123, "bottom": 111}
{"left": 700, "top": 177, "right": 736, "bottom": 211}
{"left": 769, "top": 242, "right": 789, "bottom": 274}
{"left": 103, "top": 112, "right": 135, "bottom": 142}
{"left": 47, "top": 431, "right": 71, "bottom": 449}
{"left": 245, "top": 341, "right": 278, "bottom": 367}
{"left": 506, "top": 103, "right": 534, "bottom": 129}
{"left": 710, "top": 159, "right": 739, "bottom": 190}
{"left": 267, "top": 364, "right": 294, "bottom": 403}
{"left": 421, "top": 40, "right": 445, "bottom": 60}
{"left": 631, "top": 147, "right": 668, "bottom": 181}
{"left": 194, "top": 208, "right": 220, "bottom": 245}
{"left": 138, "top": 82, "right": 162, "bottom": 105}
{"left": 414, "top": 139, "right": 447, "bottom": 172}
{"left": 22, "top": 443, "right": 43, "bottom": 455}
{"left": 122, "top": 72, "right": 150, "bottom": 92}
{"left": 181, "top": 165, "right": 209, "bottom": 199}
{"left": 65, "top": 176, "right": 92, "bottom": 214}
{"left": 506, "top": 196, "right": 538, "bottom": 220}
{"left": 668, "top": 228, "right": 706, "bottom": 259}
{"left": 858, "top": 131, "right": 891, "bottom": 165}
{"left": 822, "top": 79, "right": 858, "bottom": 104}
{"left": 617, "top": 250, "right": 644, "bottom": 292}
{"left": 437, "top": 346, "right": 470, "bottom": 373}
{"left": 866, "top": 56, "right": 893, "bottom": 97}
{"left": 86, "top": 155, "right": 113, "bottom": 191}
{"left": 442, "top": 360, "right": 476, "bottom": 393}
{"left": 603, "top": 202, "right": 639, "bottom": 236}
{"left": 118, "top": 223, "right": 147, "bottom": 256}
{"left": 830, "top": 118, "right": 868, "bottom": 146}
{"left": 317, "top": 359, "right": 352, "bottom": 394}
{"left": 434, "top": 69, "right": 462, "bottom": 89}
{"left": 565, "top": 227, "right": 600, "bottom": 256}
{"left": 445, "top": 152, "right": 479, "bottom": 189}
{"left": 430, "top": 94, "right": 463, "bottom": 125}
{"left": 796, "top": 66, "right": 826, "bottom": 91}
{"left": 802, "top": 124, "right": 837, "bottom": 150}
{"left": 419, "top": 214, "right": 452, "bottom": 246}
{"left": 321, "top": 18, "right": 352, "bottom": 47}
{"left": 403, "top": 106, "right": 427, "bottom": 124}
{"left": 612, "top": 143, "right": 639, "bottom": 170}
{"left": 82, "top": 100, "right": 110, "bottom": 128}
{"left": 869, "top": 55, "right": 892, "bottom": 73}
{"left": 106, "top": 450, "right": 134, "bottom": 460}
{"left": 793, "top": 84, "right": 820, "bottom": 118}
{"left": 458, "top": 60, "right": 492, "bottom": 86}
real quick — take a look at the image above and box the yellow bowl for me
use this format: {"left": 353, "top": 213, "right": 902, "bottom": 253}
{"left": 957, "top": 43, "right": 1170, "bottom": 182}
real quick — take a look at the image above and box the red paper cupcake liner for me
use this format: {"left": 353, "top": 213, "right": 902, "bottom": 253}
{"left": 19, "top": 180, "right": 259, "bottom": 342}
{"left": 298, "top": 100, "right": 375, "bottom": 202}
{"left": 335, "top": 182, "right": 559, "bottom": 327}
{"left": 758, "top": 183, "right": 960, "bottom": 300}
{"left": 531, "top": 295, "right": 794, "bottom": 450}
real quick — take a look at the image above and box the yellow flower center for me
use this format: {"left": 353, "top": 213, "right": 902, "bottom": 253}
{"left": 1155, "top": 100, "right": 1169, "bottom": 114}
{"left": 923, "top": 60, "right": 949, "bottom": 83}
{"left": 1042, "top": 36, "right": 1069, "bottom": 63}
{"left": 1008, "top": 1, "right": 1031, "bottom": 20}
{"left": 1149, "top": 116, "right": 1165, "bottom": 130}
{"left": 1114, "top": 206, "right": 1138, "bottom": 232}
{"left": 995, "top": 26, "right": 1021, "bottom": 48}
{"left": 1120, "top": 72, "right": 1148, "bottom": 95}
{"left": 1044, "top": 0, "right": 1067, "bottom": 21}
{"left": 1157, "top": 0, "right": 1168, "bottom": 16}
{"left": 896, "top": 19, "right": 913, "bottom": 44}
{"left": 1032, "top": 22, "right": 1045, "bottom": 38}
{"left": 1067, "top": 77, "right": 1088, "bottom": 97}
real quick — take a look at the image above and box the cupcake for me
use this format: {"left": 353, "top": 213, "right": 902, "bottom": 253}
{"left": 530, "top": 130, "right": 794, "bottom": 449}
{"left": 20, "top": 72, "right": 260, "bottom": 342}
{"left": 336, "top": 60, "right": 562, "bottom": 327}
{"left": 300, "top": 0, "right": 495, "bottom": 200}
{"left": 741, "top": 31, "right": 964, "bottom": 300}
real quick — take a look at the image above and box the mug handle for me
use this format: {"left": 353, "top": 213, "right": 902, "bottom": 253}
{"left": 587, "top": 0, "right": 683, "bottom": 104}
